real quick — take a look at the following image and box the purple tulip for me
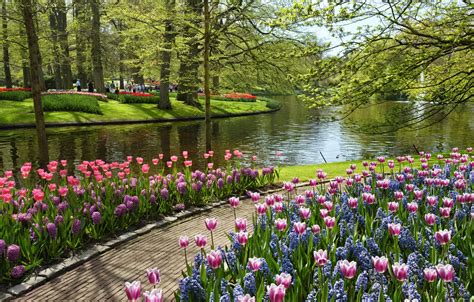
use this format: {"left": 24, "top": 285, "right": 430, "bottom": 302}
{"left": 124, "top": 281, "right": 141, "bottom": 301}
{"left": 267, "top": 283, "right": 286, "bottom": 302}
{"left": 0, "top": 239, "right": 5, "bottom": 257}
{"left": 91, "top": 211, "right": 102, "bottom": 225}
{"left": 7, "top": 244, "right": 20, "bottom": 262}
{"left": 46, "top": 223, "right": 57, "bottom": 239}
{"left": 72, "top": 219, "right": 81, "bottom": 235}
{"left": 146, "top": 268, "right": 160, "bottom": 285}
{"left": 11, "top": 265, "right": 25, "bottom": 279}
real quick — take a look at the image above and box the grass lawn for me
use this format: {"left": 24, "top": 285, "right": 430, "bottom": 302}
{"left": 278, "top": 155, "right": 443, "bottom": 181}
{"left": 0, "top": 97, "right": 272, "bottom": 125}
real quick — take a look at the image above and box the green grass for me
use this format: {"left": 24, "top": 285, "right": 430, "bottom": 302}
{"left": 0, "top": 96, "right": 272, "bottom": 125}
{"left": 0, "top": 91, "right": 32, "bottom": 101}
{"left": 42, "top": 94, "right": 102, "bottom": 114}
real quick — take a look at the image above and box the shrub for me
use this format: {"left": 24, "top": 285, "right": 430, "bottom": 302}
{"left": 0, "top": 91, "right": 32, "bottom": 101}
{"left": 117, "top": 94, "right": 160, "bottom": 104}
{"left": 42, "top": 94, "right": 102, "bottom": 114}
{"left": 259, "top": 96, "right": 281, "bottom": 109}
{"left": 43, "top": 91, "right": 108, "bottom": 101}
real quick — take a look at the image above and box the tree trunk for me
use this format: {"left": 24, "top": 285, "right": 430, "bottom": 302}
{"left": 1, "top": 0, "right": 12, "bottom": 88}
{"left": 19, "top": 26, "right": 31, "bottom": 88}
{"left": 21, "top": 0, "right": 49, "bottom": 166}
{"left": 49, "top": 11, "right": 63, "bottom": 89}
{"left": 56, "top": 0, "right": 73, "bottom": 89}
{"left": 203, "top": 0, "right": 211, "bottom": 151}
{"left": 90, "top": 0, "right": 104, "bottom": 92}
{"left": 74, "top": 0, "right": 87, "bottom": 85}
{"left": 159, "top": 0, "right": 175, "bottom": 110}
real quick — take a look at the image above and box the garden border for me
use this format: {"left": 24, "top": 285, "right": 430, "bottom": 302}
{"left": 0, "top": 107, "right": 280, "bottom": 130}
{"left": 1, "top": 181, "right": 317, "bottom": 301}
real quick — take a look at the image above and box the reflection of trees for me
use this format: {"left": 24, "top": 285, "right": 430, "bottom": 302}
{"left": 160, "top": 125, "right": 172, "bottom": 159}
{"left": 178, "top": 123, "right": 201, "bottom": 157}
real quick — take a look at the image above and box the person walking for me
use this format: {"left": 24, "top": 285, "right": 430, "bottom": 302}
{"left": 76, "top": 79, "right": 81, "bottom": 91}
{"left": 88, "top": 81, "right": 94, "bottom": 92}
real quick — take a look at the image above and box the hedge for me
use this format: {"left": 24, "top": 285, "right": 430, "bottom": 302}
{"left": 42, "top": 94, "right": 102, "bottom": 114}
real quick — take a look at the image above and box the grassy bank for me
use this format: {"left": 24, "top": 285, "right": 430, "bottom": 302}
{"left": 0, "top": 96, "right": 277, "bottom": 126}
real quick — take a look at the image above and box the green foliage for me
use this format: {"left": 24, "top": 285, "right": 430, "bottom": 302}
{"left": 258, "top": 96, "right": 281, "bottom": 109}
{"left": 42, "top": 94, "right": 102, "bottom": 115}
{"left": 198, "top": 95, "right": 257, "bottom": 102}
{"left": 117, "top": 94, "right": 160, "bottom": 104}
{"left": 0, "top": 91, "right": 32, "bottom": 101}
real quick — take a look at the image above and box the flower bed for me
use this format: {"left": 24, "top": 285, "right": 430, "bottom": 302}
{"left": 0, "top": 151, "right": 277, "bottom": 283}
{"left": 0, "top": 91, "right": 32, "bottom": 102}
{"left": 123, "top": 148, "right": 472, "bottom": 301}
{"left": 198, "top": 93, "right": 257, "bottom": 102}
{"left": 42, "top": 94, "right": 103, "bottom": 114}
{"left": 107, "top": 93, "right": 159, "bottom": 104}
{"left": 42, "top": 90, "right": 108, "bottom": 101}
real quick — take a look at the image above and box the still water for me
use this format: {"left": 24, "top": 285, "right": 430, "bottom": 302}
{"left": 0, "top": 96, "right": 472, "bottom": 170}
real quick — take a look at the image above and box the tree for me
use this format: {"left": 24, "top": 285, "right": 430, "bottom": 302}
{"left": 73, "top": 0, "right": 88, "bottom": 85}
{"left": 283, "top": 1, "right": 473, "bottom": 131}
{"left": 90, "top": 0, "right": 104, "bottom": 92}
{"left": 20, "top": 0, "right": 49, "bottom": 165}
{"left": 159, "top": 0, "right": 176, "bottom": 110}
{"left": 1, "top": 0, "right": 12, "bottom": 88}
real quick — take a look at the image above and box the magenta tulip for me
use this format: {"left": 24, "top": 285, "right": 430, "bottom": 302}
{"left": 435, "top": 230, "right": 451, "bottom": 245}
{"left": 194, "top": 234, "right": 207, "bottom": 248}
{"left": 313, "top": 249, "right": 328, "bottom": 267}
{"left": 229, "top": 197, "right": 240, "bottom": 208}
{"left": 388, "top": 223, "right": 401, "bottom": 236}
{"left": 423, "top": 268, "right": 437, "bottom": 282}
{"left": 372, "top": 256, "right": 388, "bottom": 273}
{"left": 146, "top": 268, "right": 160, "bottom": 285}
{"left": 267, "top": 284, "right": 286, "bottom": 302}
{"left": 237, "top": 231, "right": 248, "bottom": 245}
{"left": 179, "top": 236, "right": 189, "bottom": 249}
{"left": 293, "top": 222, "right": 306, "bottom": 235}
{"left": 235, "top": 218, "right": 247, "bottom": 231}
{"left": 143, "top": 289, "right": 164, "bottom": 302}
{"left": 275, "top": 218, "right": 287, "bottom": 231}
{"left": 436, "top": 264, "right": 455, "bottom": 282}
{"left": 388, "top": 202, "right": 399, "bottom": 213}
{"left": 392, "top": 263, "right": 408, "bottom": 281}
{"left": 207, "top": 250, "right": 223, "bottom": 270}
{"left": 205, "top": 218, "right": 218, "bottom": 231}
{"left": 275, "top": 272, "right": 292, "bottom": 289}
{"left": 424, "top": 213, "right": 436, "bottom": 225}
{"left": 299, "top": 207, "right": 311, "bottom": 220}
{"left": 324, "top": 216, "right": 335, "bottom": 229}
{"left": 238, "top": 295, "right": 256, "bottom": 302}
{"left": 248, "top": 257, "right": 263, "bottom": 272}
{"left": 339, "top": 260, "right": 357, "bottom": 279}
{"left": 124, "top": 281, "right": 141, "bottom": 302}
{"left": 348, "top": 197, "right": 358, "bottom": 209}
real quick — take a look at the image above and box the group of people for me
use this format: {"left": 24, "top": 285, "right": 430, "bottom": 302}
{"left": 75, "top": 80, "right": 95, "bottom": 93}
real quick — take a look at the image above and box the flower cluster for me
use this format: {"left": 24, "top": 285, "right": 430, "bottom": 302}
{"left": 42, "top": 90, "right": 108, "bottom": 100}
{"left": 175, "top": 148, "right": 473, "bottom": 301}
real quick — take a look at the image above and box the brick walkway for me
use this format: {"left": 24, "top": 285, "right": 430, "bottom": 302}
{"left": 17, "top": 200, "right": 257, "bottom": 301}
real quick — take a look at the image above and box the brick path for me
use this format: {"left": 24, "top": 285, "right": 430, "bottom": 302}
{"left": 17, "top": 200, "right": 258, "bottom": 301}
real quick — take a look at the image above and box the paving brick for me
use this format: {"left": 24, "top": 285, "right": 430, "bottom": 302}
{"left": 0, "top": 292, "right": 13, "bottom": 301}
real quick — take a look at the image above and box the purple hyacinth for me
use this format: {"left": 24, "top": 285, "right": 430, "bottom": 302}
{"left": 72, "top": 219, "right": 81, "bottom": 235}
{"left": 114, "top": 204, "right": 127, "bottom": 217}
{"left": 11, "top": 265, "right": 25, "bottom": 279}
{"left": 46, "top": 223, "right": 57, "bottom": 239}
{"left": 91, "top": 211, "right": 102, "bottom": 225}
{"left": 0, "top": 239, "right": 5, "bottom": 257}
{"left": 7, "top": 244, "right": 20, "bottom": 262}
{"left": 54, "top": 215, "right": 64, "bottom": 225}
{"left": 177, "top": 182, "right": 187, "bottom": 195}
{"left": 149, "top": 194, "right": 156, "bottom": 204}
{"left": 161, "top": 188, "right": 169, "bottom": 200}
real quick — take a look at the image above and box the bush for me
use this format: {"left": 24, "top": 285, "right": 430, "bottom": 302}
{"left": 0, "top": 91, "right": 32, "bottom": 101}
{"left": 42, "top": 94, "right": 102, "bottom": 114}
{"left": 117, "top": 94, "right": 160, "bottom": 104}
{"left": 259, "top": 96, "right": 281, "bottom": 109}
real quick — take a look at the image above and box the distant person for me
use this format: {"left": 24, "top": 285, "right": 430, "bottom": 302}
{"left": 88, "top": 81, "right": 94, "bottom": 92}
{"left": 115, "top": 88, "right": 120, "bottom": 94}
{"left": 76, "top": 79, "right": 81, "bottom": 91}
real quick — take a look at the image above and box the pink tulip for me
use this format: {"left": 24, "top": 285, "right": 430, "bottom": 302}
{"left": 362, "top": 193, "right": 376, "bottom": 204}
{"left": 372, "top": 256, "right": 388, "bottom": 273}
{"left": 249, "top": 192, "right": 260, "bottom": 202}
{"left": 311, "top": 224, "right": 321, "bottom": 234}
{"left": 170, "top": 156, "right": 178, "bottom": 162}
{"left": 124, "top": 281, "right": 141, "bottom": 302}
{"left": 141, "top": 164, "right": 150, "bottom": 174}
{"left": 435, "top": 230, "right": 451, "bottom": 245}
{"left": 143, "top": 289, "right": 164, "bottom": 302}
{"left": 146, "top": 268, "right": 160, "bottom": 285}
{"left": 267, "top": 284, "right": 286, "bottom": 302}
{"left": 152, "top": 158, "right": 159, "bottom": 165}
{"left": 436, "top": 264, "right": 455, "bottom": 282}
{"left": 136, "top": 157, "right": 143, "bottom": 164}
{"left": 205, "top": 218, "right": 218, "bottom": 231}
{"left": 179, "top": 236, "right": 189, "bottom": 249}
{"left": 194, "top": 234, "right": 207, "bottom": 248}
{"left": 324, "top": 201, "right": 333, "bottom": 211}
{"left": 229, "top": 197, "right": 240, "bottom": 208}
{"left": 275, "top": 272, "right": 292, "bottom": 289}
{"left": 348, "top": 197, "right": 358, "bottom": 209}
{"left": 388, "top": 223, "right": 401, "bottom": 236}
{"left": 394, "top": 191, "right": 404, "bottom": 200}
{"left": 166, "top": 161, "right": 172, "bottom": 168}
{"left": 274, "top": 202, "right": 284, "bottom": 213}
{"left": 265, "top": 195, "right": 275, "bottom": 206}
{"left": 207, "top": 163, "right": 214, "bottom": 169}
{"left": 316, "top": 195, "right": 326, "bottom": 204}
{"left": 275, "top": 218, "right": 287, "bottom": 231}
{"left": 207, "top": 250, "right": 222, "bottom": 269}
{"left": 313, "top": 249, "right": 328, "bottom": 266}
{"left": 442, "top": 198, "right": 454, "bottom": 208}
{"left": 392, "top": 263, "right": 408, "bottom": 281}
{"left": 319, "top": 209, "right": 329, "bottom": 218}
{"left": 255, "top": 203, "right": 267, "bottom": 216}
{"left": 424, "top": 213, "right": 436, "bottom": 225}
{"left": 439, "top": 207, "right": 451, "bottom": 218}
{"left": 423, "top": 268, "right": 437, "bottom": 282}
{"left": 293, "top": 222, "right": 306, "bottom": 235}
{"left": 388, "top": 202, "right": 399, "bottom": 213}
{"left": 295, "top": 195, "right": 305, "bottom": 205}
{"left": 299, "top": 207, "right": 311, "bottom": 220}
{"left": 182, "top": 151, "right": 188, "bottom": 159}
{"left": 235, "top": 218, "right": 247, "bottom": 231}
{"left": 237, "top": 231, "right": 248, "bottom": 245}
{"left": 407, "top": 202, "right": 418, "bottom": 213}
{"left": 248, "top": 257, "right": 262, "bottom": 272}
{"left": 339, "top": 260, "right": 357, "bottom": 279}
{"left": 426, "top": 196, "right": 438, "bottom": 206}
{"left": 324, "top": 216, "right": 335, "bottom": 229}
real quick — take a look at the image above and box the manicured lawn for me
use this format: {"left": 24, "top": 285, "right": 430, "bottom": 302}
{"left": 0, "top": 97, "right": 272, "bottom": 125}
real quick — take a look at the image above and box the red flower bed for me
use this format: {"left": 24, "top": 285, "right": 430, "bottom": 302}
{"left": 0, "top": 87, "right": 31, "bottom": 92}
{"left": 119, "top": 91, "right": 153, "bottom": 97}
{"left": 223, "top": 93, "right": 256, "bottom": 100}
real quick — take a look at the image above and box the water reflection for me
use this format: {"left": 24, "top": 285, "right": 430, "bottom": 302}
{"left": 0, "top": 96, "right": 472, "bottom": 171}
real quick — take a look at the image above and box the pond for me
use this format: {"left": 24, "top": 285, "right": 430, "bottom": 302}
{"left": 0, "top": 96, "right": 472, "bottom": 171}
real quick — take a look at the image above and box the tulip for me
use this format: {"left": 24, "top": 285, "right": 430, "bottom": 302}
{"left": 265, "top": 195, "right": 275, "bottom": 206}
{"left": 235, "top": 218, "right": 247, "bottom": 231}
{"left": 6, "top": 244, "right": 20, "bottom": 262}
{"left": 248, "top": 257, "right": 262, "bottom": 272}
{"left": 392, "top": 263, "right": 408, "bottom": 281}
{"left": 388, "top": 223, "right": 401, "bottom": 236}
{"left": 238, "top": 295, "right": 256, "bottom": 302}
{"left": 229, "top": 197, "right": 240, "bottom": 208}
{"left": 426, "top": 196, "right": 438, "bottom": 206}
{"left": 324, "top": 216, "right": 335, "bottom": 229}
{"left": 146, "top": 268, "right": 160, "bottom": 285}
{"left": 274, "top": 202, "right": 284, "bottom": 213}
{"left": 320, "top": 209, "right": 329, "bottom": 218}
{"left": 424, "top": 213, "right": 436, "bottom": 225}
{"left": 388, "top": 202, "right": 399, "bottom": 213}
{"left": 237, "top": 231, "right": 248, "bottom": 245}
{"left": 295, "top": 195, "right": 305, "bottom": 205}
{"left": 255, "top": 203, "right": 267, "bottom": 216}
{"left": 435, "top": 230, "right": 451, "bottom": 245}
{"left": 372, "top": 256, "right": 388, "bottom": 273}
{"left": 436, "top": 264, "right": 455, "bottom": 282}
{"left": 442, "top": 198, "right": 454, "bottom": 208}
{"left": 313, "top": 249, "right": 328, "bottom": 266}
{"left": 293, "top": 222, "right": 306, "bottom": 235}
{"left": 407, "top": 202, "right": 418, "bottom": 213}
{"left": 194, "top": 234, "right": 207, "bottom": 248}
{"left": 205, "top": 218, "right": 218, "bottom": 231}
{"left": 299, "top": 207, "right": 311, "bottom": 220}
{"left": 124, "top": 281, "right": 141, "bottom": 302}
{"left": 275, "top": 272, "right": 292, "bottom": 289}
{"left": 339, "top": 260, "right": 357, "bottom": 279}
{"left": 423, "top": 268, "right": 437, "bottom": 282}
{"left": 143, "top": 289, "right": 163, "bottom": 302}
{"left": 249, "top": 192, "right": 260, "bottom": 202}
{"left": 179, "top": 236, "right": 189, "bottom": 248}
{"left": 207, "top": 250, "right": 223, "bottom": 269}
{"left": 311, "top": 224, "right": 321, "bottom": 234}
{"left": 267, "top": 284, "right": 286, "bottom": 302}
{"left": 275, "top": 218, "right": 287, "bottom": 232}
{"left": 348, "top": 197, "right": 358, "bottom": 209}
